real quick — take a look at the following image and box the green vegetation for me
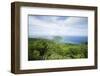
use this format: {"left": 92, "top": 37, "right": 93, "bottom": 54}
{"left": 28, "top": 38, "right": 88, "bottom": 60}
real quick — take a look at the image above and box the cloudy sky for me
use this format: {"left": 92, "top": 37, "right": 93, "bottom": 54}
{"left": 28, "top": 15, "right": 88, "bottom": 37}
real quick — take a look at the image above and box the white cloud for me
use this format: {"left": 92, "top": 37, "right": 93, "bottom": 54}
{"left": 28, "top": 16, "right": 88, "bottom": 37}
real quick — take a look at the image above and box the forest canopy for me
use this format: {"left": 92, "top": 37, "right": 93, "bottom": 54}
{"left": 28, "top": 38, "right": 88, "bottom": 60}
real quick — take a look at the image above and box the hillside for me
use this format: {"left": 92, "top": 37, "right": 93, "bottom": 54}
{"left": 28, "top": 38, "right": 88, "bottom": 60}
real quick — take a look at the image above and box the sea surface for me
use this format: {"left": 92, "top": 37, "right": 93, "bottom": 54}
{"left": 62, "top": 36, "right": 88, "bottom": 44}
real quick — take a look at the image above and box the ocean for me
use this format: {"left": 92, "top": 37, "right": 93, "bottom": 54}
{"left": 62, "top": 36, "right": 88, "bottom": 44}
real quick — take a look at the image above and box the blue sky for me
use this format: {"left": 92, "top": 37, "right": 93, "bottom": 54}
{"left": 28, "top": 15, "right": 88, "bottom": 37}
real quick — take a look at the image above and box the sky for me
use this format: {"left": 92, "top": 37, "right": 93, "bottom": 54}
{"left": 28, "top": 15, "right": 88, "bottom": 37}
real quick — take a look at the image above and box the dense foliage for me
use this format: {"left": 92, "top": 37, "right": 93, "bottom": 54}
{"left": 28, "top": 38, "right": 88, "bottom": 60}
